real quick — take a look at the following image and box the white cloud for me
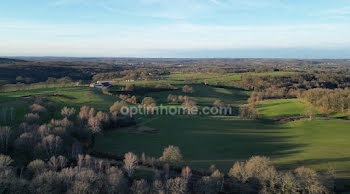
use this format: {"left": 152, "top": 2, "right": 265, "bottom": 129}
{"left": 311, "top": 5, "right": 350, "bottom": 20}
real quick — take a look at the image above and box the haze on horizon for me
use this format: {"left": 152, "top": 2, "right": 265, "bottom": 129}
{"left": 1, "top": 0, "right": 350, "bottom": 58}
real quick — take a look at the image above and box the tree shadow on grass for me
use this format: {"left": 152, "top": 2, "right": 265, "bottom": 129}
{"left": 277, "top": 157, "right": 350, "bottom": 170}
{"left": 150, "top": 117, "right": 308, "bottom": 170}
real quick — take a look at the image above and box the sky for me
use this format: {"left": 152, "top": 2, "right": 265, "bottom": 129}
{"left": 1, "top": 0, "right": 350, "bottom": 58}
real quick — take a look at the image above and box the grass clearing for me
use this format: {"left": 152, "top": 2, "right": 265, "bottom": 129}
{"left": 257, "top": 99, "right": 309, "bottom": 119}
{"left": 0, "top": 86, "right": 118, "bottom": 127}
{"left": 95, "top": 115, "right": 350, "bottom": 179}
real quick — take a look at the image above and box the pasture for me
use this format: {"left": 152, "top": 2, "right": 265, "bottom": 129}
{"left": 2, "top": 72, "right": 350, "bottom": 183}
{"left": 95, "top": 116, "right": 350, "bottom": 178}
{"left": 0, "top": 86, "right": 117, "bottom": 127}
{"left": 257, "top": 99, "right": 309, "bottom": 119}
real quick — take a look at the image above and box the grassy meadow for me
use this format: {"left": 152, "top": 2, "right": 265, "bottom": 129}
{"left": 257, "top": 99, "right": 309, "bottom": 119}
{"left": 2, "top": 71, "right": 350, "bottom": 182}
{"left": 0, "top": 86, "right": 117, "bottom": 127}
{"left": 95, "top": 116, "right": 350, "bottom": 176}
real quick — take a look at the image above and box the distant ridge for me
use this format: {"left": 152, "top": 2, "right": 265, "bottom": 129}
{"left": 0, "top": 57, "right": 28, "bottom": 63}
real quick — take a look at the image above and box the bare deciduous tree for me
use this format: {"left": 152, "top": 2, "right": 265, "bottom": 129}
{"left": 14, "top": 132, "right": 36, "bottom": 153}
{"left": 152, "top": 180, "right": 165, "bottom": 194}
{"left": 0, "top": 154, "right": 13, "bottom": 168}
{"left": 96, "top": 111, "right": 110, "bottom": 129}
{"left": 123, "top": 152, "right": 138, "bottom": 177}
{"left": 29, "top": 104, "right": 47, "bottom": 114}
{"left": 159, "top": 145, "right": 182, "bottom": 165}
{"left": 295, "top": 166, "right": 327, "bottom": 193}
{"left": 0, "top": 126, "right": 11, "bottom": 154}
{"left": 181, "top": 166, "right": 192, "bottom": 180}
{"left": 61, "top": 106, "right": 76, "bottom": 118}
{"left": 181, "top": 99, "right": 197, "bottom": 115}
{"left": 239, "top": 105, "right": 259, "bottom": 119}
{"left": 1, "top": 107, "right": 7, "bottom": 123}
{"left": 48, "top": 155, "right": 67, "bottom": 171}
{"left": 142, "top": 97, "right": 157, "bottom": 115}
{"left": 39, "top": 134, "right": 62, "bottom": 158}
{"left": 106, "top": 166, "right": 127, "bottom": 194}
{"left": 71, "top": 169, "right": 104, "bottom": 194}
{"left": 302, "top": 106, "right": 316, "bottom": 120}
{"left": 88, "top": 117, "right": 102, "bottom": 134}
{"left": 24, "top": 113, "right": 40, "bottom": 124}
{"left": 30, "top": 170, "right": 61, "bottom": 193}
{"left": 166, "top": 177, "right": 187, "bottom": 194}
{"left": 130, "top": 179, "right": 149, "bottom": 194}
{"left": 27, "top": 159, "right": 47, "bottom": 175}
{"left": 110, "top": 101, "right": 128, "bottom": 114}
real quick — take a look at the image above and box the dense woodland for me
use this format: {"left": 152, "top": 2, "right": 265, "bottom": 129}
{"left": 1, "top": 57, "right": 350, "bottom": 193}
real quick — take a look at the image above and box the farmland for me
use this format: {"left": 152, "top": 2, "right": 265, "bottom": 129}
{"left": 1, "top": 60, "right": 350, "bottom": 192}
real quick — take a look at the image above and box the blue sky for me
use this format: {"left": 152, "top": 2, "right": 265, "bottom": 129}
{"left": 1, "top": 0, "right": 350, "bottom": 58}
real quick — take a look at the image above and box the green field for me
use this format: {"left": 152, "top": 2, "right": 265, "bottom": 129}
{"left": 130, "top": 84, "right": 250, "bottom": 106}
{"left": 257, "top": 99, "right": 309, "bottom": 119}
{"left": 2, "top": 78, "right": 350, "bottom": 182}
{"left": 0, "top": 86, "right": 117, "bottom": 127}
{"left": 113, "top": 71, "right": 295, "bottom": 87}
{"left": 95, "top": 116, "right": 350, "bottom": 178}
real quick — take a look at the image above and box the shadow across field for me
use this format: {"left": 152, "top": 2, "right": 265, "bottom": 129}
{"left": 277, "top": 157, "right": 350, "bottom": 170}
{"left": 96, "top": 116, "right": 306, "bottom": 171}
